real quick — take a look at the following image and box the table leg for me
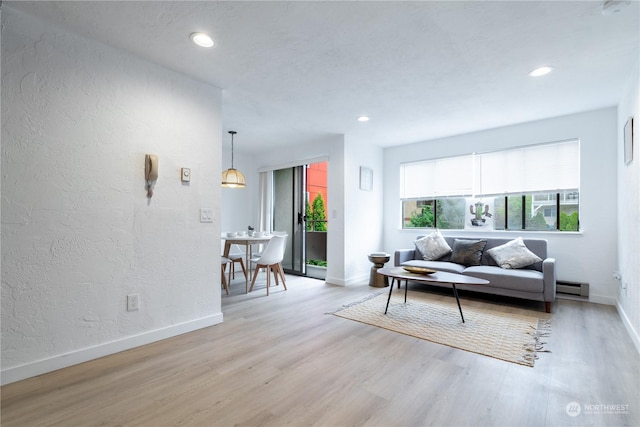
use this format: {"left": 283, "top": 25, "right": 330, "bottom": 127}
{"left": 384, "top": 281, "right": 394, "bottom": 314}
{"left": 451, "top": 284, "right": 465, "bottom": 323}
{"left": 245, "top": 245, "right": 249, "bottom": 293}
{"left": 404, "top": 279, "right": 409, "bottom": 303}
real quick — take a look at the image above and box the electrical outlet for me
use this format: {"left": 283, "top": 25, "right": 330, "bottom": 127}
{"left": 127, "top": 293, "right": 140, "bottom": 311}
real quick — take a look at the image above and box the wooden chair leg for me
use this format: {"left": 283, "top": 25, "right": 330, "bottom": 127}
{"left": 250, "top": 264, "right": 262, "bottom": 292}
{"left": 238, "top": 259, "right": 247, "bottom": 279}
{"left": 266, "top": 265, "right": 271, "bottom": 296}
{"left": 276, "top": 264, "right": 287, "bottom": 290}
{"left": 272, "top": 263, "right": 286, "bottom": 289}
{"left": 221, "top": 265, "right": 229, "bottom": 295}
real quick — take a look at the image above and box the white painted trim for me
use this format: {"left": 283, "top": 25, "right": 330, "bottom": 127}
{"left": 325, "top": 273, "right": 369, "bottom": 287}
{"left": 325, "top": 275, "right": 347, "bottom": 286}
{"left": 0, "top": 313, "right": 223, "bottom": 386}
{"left": 346, "top": 273, "right": 370, "bottom": 286}
{"left": 617, "top": 301, "right": 640, "bottom": 355}
{"left": 588, "top": 294, "right": 617, "bottom": 306}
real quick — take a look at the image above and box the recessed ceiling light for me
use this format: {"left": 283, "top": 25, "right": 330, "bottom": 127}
{"left": 357, "top": 116, "right": 370, "bottom": 122}
{"left": 528, "top": 66, "right": 553, "bottom": 77}
{"left": 190, "top": 32, "right": 214, "bottom": 48}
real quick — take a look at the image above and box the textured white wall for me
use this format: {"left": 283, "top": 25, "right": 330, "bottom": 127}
{"left": 344, "top": 138, "right": 385, "bottom": 284}
{"left": 617, "top": 59, "right": 640, "bottom": 351}
{"left": 383, "top": 108, "right": 619, "bottom": 305}
{"left": 1, "top": 7, "right": 223, "bottom": 383}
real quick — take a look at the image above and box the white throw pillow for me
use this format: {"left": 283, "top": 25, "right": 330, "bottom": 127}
{"left": 487, "top": 237, "right": 542, "bottom": 269}
{"left": 414, "top": 230, "right": 452, "bottom": 261}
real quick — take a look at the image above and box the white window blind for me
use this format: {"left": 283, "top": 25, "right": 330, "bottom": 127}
{"left": 478, "top": 139, "right": 580, "bottom": 195}
{"left": 400, "top": 139, "right": 579, "bottom": 198}
{"left": 400, "top": 155, "right": 474, "bottom": 198}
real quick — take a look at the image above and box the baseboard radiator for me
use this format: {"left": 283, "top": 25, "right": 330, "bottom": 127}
{"left": 556, "top": 280, "right": 589, "bottom": 297}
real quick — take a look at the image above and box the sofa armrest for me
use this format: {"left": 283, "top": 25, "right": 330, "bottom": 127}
{"left": 542, "top": 257, "right": 556, "bottom": 303}
{"left": 395, "top": 249, "right": 416, "bottom": 266}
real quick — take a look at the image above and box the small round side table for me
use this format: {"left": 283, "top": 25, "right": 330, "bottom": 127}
{"left": 368, "top": 253, "right": 391, "bottom": 287}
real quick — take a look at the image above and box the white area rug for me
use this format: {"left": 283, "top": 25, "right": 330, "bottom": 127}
{"left": 332, "top": 292, "right": 550, "bottom": 367}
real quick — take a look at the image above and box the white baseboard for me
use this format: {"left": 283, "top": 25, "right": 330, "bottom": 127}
{"left": 617, "top": 302, "right": 640, "bottom": 355}
{"left": 346, "top": 273, "right": 370, "bottom": 286}
{"left": 325, "top": 273, "right": 369, "bottom": 287}
{"left": 588, "top": 293, "right": 617, "bottom": 306}
{"left": 324, "top": 275, "right": 346, "bottom": 286}
{"left": 1, "top": 313, "right": 223, "bottom": 386}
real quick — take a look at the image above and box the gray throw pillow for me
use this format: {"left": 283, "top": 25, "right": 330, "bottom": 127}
{"left": 414, "top": 230, "right": 452, "bottom": 261}
{"left": 487, "top": 237, "right": 543, "bottom": 269}
{"left": 450, "top": 239, "right": 487, "bottom": 266}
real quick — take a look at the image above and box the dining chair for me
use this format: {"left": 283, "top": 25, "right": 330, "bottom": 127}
{"left": 226, "top": 244, "right": 247, "bottom": 281}
{"left": 221, "top": 240, "right": 248, "bottom": 283}
{"left": 249, "top": 235, "right": 287, "bottom": 295}
{"left": 221, "top": 256, "right": 232, "bottom": 295}
{"left": 249, "top": 231, "right": 287, "bottom": 262}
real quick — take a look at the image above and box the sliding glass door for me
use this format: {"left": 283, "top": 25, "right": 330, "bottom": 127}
{"left": 273, "top": 166, "right": 306, "bottom": 275}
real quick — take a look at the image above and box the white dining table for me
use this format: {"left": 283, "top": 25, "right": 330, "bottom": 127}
{"left": 222, "top": 235, "right": 272, "bottom": 292}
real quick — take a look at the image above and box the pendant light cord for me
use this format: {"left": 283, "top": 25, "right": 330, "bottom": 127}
{"left": 229, "top": 130, "right": 237, "bottom": 169}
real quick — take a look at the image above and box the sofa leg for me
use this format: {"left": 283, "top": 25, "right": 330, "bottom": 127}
{"left": 545, "top": 301, "right": 551, "bottom": 313}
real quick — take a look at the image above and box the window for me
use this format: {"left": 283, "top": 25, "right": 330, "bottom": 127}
{"left": 403, "top": 199, "right": 435, "bottom": 228}
{"left": 400, "top": 140, "right": 580, "bottom": 231}
{"left": 403, "top": 198, "right": 466, "bottom": 229}
{"left": 435, "top": 198, "right": 466, "bottom": 229}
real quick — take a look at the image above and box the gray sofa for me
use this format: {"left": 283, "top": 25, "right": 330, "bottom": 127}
{"left": 394, "top": 236, "right": 556, "bottom": 312}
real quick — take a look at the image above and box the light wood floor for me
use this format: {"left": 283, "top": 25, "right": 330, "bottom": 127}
{"left": 2, "top": 274, "right": 639, "bottom": 427}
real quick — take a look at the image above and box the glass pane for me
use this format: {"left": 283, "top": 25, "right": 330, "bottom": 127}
{"left": 526, "top": 193, "right": 554, "bottom": 230}
{"left": 493, "top": 197, "right": 506, "bottom": 230}
{"left": 506, "top": 195, "right": 524, "bottom": 230}
{"left": 403, "top": 199, "right": 435, "bottom": 228}
{"left": 559, "top": 191, "right": 579, "bottom": 231}
{"left": 436, "top": 198, "right": 465, "bottom": 229}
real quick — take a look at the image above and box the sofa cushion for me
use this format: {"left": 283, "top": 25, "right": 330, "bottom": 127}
{"left": 486, "top": 237, "right": 542, "bottom": 269}
{"left": 463, "top": 266, "right": 544, "bottom": 293}
{"left": 401, "top": 259, "right": 466, "bottom": 274}
{"left": 450, "top": 239, "right": 487, "bottom": 266}
{"left": 414, "top": 230, "right": 452, "bottom": 261}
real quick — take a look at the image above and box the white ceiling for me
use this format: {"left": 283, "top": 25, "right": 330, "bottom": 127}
{"left": 6, "top": 1, "right": 639, "bottom": 152}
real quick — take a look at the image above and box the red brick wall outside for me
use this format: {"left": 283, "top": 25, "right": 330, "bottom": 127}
{"left": 307, "top": 162, "right": 328, "bottom": 216}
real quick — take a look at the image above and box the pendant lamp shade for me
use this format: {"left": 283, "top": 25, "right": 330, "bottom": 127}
{"left": 222, "top": 131, "right": 246, "bottom": 188}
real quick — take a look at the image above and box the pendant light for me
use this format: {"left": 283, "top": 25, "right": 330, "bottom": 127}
{"left": 221, "top": 131, "right": 246, "bottom": 188}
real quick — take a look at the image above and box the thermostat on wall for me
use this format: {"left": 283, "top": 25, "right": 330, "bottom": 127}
{"left": 181, "top": 168, "right": 191, "bottom": 182}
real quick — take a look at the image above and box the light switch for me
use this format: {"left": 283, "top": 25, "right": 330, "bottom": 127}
{"left": 200, "top": 208, "right": 213, "bottom": 223}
